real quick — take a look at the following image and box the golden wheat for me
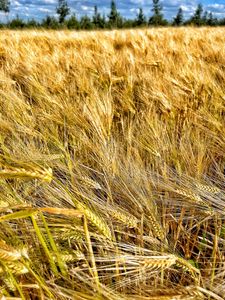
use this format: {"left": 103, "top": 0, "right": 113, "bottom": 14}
{"left": 175, "top": 189, "right": 205, "bottom": 204}
{"left": 140, "top": 255, "right": 177, "bottom": 270}
{"left": 0, "top": 27, "right": 224, "bottom": 299}
{"left": 0, "top": 165, "right": 53, "bottom": 183}
{"left": 0, "top": 240, "right": 28, "bottom": 262}
{"left": 109, "top": 209, "right": 139, "bottom": 228}
{"left": 75, "top": 202, "right": 112, "bottom": 240}
{"left": 0, "top": 262, "right": 29, "bottom": 275}
{"left": 194, "top": 183, "right": 221, "bottom": 194}
{"left": 52, "top": 250, "right": 85, "bottom": 263}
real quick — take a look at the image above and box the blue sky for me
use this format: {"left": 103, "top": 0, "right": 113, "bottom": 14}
{"left": 1, "top": 0, "right": 225, "bottom": 21}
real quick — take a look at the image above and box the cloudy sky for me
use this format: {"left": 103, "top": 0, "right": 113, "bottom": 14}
{"left": 1, "top": 0, "right": 225, "bottom": 21}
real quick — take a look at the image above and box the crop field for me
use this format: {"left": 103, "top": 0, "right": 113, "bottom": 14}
{"left": 0, "top": 28, "right": 224, "bottom": 299}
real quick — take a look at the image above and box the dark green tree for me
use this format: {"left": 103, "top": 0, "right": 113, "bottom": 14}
{"left": 0, "top": 0, "right": 10, "bottom": 13}
{"left": 108, "top": 0, "right": 123, "bottom": 28}
{"left": 93, "top": 6, "right": 99, "bottom": 27}
{"left": 207, "top": 12, "right": 218, "bottom": 26}
{"left": 101, "top": 14, "right": 107, "bottom": 28}
{"left": 135, "top": 8, "right": 147, "bottom": 27}
{"left": 80, "top": 15, "right": 93, "bottom": 30}
{"left": 0, "top": 0, "right": 10, "bottom": 21}
{"left": 9, "top": 15, "right": 25, "bottom": 29}
{"left": 56, "top": 0, "right": 70, "bottom": 24}
{"left": 42, "top": 15, "right": 59, "bottom": 29}
{"left": 92, "top": 5, "right": 106, "bottom": 28}
{"left": 173, "top": 7, "right": 183, "bottom": 26}
{"left": 123, "top": 18, "right": 135, "bottom": 28}
{"left": 66, "top": 14, "right": 80, "bottom": 29}
{"left": 202, "top": 10, "right": 208, "bottom": 25}
{"left": 26, "top": 18, "right": 40, "bottom": 28}
{"left": 191, "top": 4, "right": 204, "bottom": 26}
{"left": 148, "top": 0, "right": 167, "bottom": 26}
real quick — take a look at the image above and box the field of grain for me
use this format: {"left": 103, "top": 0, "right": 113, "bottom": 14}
{"left": 0, "top": 28, "right": 224, "bottom": 299}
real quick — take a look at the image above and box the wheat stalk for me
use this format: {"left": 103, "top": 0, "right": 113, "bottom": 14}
{"left": 39, "top": 207, "right": 83, "bottom": 217}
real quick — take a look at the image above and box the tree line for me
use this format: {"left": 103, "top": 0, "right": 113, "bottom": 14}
{"left": 0, "top": 0, "right": 225, "bottom": 29}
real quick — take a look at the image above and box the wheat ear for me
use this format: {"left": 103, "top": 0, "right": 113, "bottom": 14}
{"left": 0, "top": 165, "right": 53, "bottom": 183}
{"left": 140, "top": 255, "right": 177, "bottom": 271}
{"left": 0, "top": 261, "right": 29, "bottom": 275}
{"left": 76, "top": 202, "right": 112, "bottom": 240}
{"left": 176, "top": 257, "right": 200, "bottom": 276}
{"left": 57, "top": 227, "right": 84, "bottom": 242}
{"left": 175, "top": 189, "right": 205, "bottom": 204}
{"left": 79, "top": 176, "right": 102, "bottom": 190}
{"left": 148, "top": 213, "right": 165, "bottom": 241}
{"left": 3, "top": 276, "right": 17, "bottom": 292}
{"left": 52, "top": 250, "right": 85, "bottom": 263}
{"left": 194, "top": 183, "right": 221, "bottom": 194}
{"left": 109, "top": 209, "right": 139, "bottom": 228}
{"left": 0, "top": 240, "right": 28, "bottom": 261}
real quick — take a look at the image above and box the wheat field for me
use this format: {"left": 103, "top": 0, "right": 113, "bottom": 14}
{"left": 0, "top": 28, "right": 224, "bottom": 299}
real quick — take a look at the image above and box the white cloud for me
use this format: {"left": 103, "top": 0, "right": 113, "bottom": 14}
{"left": 81, "top": 5, "right": 91, "bottom": 11}
{"left": 14, "top": 1, "right": 22, "bottom": 6}
{"left": 42, "top": 0, "right": 56, "bottom": 3}
{"left": 2, "top": 0, "right": 225, "bottom": 21}
{"left": 38, "top": 7, "right": 51, "bottom": 13}
{"left": 207, "top": 4, "right": 224, "bottom": 8}
{"left": 207, "top": 4, "right": 225, "bottom": 10}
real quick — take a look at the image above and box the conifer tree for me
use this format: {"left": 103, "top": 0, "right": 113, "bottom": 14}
{"left": 108, "top": 0, "right": 122, "bottom": 28}
{"left": 67, "top": 14, "right": 80, "bottom": 29}
{"left": 202, "top": 10, "right": 208, "bottom": 25}
{"left": 173, "top": 7, "right": 183, "bottom": 26}
{"left": 0, "top": 0, "right": 10, "bottom": 21}
{"left": 80, "top": 15, "right": 93, "bottom": 30}
{"left": 149, "top": 0, "right": 166, "bottom": 26}
{"left": 135, "top": 8, "right": 147, "bottom": 26}
{"left": 192, "top": 4, "right": 203, "bottom": 26}
{"left": 92, "top": 5, "right": 105, "bottom": 28}
{"left": 0, "top": 0, "right": 10, "bottom": 13}
{"left": 56, "top": 0, "right": 70, "bottom": 24}
{"left": 207, "top": 12, "right": 217, "bottom": 26}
